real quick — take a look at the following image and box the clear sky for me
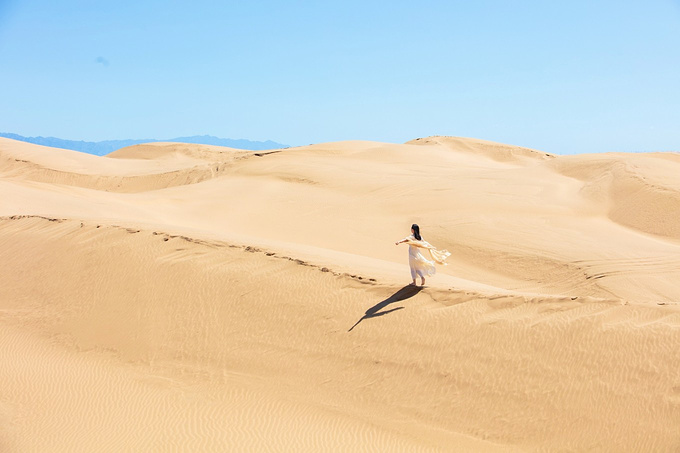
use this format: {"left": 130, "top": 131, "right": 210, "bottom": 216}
{"left": 1, "top": 0, "right": 679, "bottom": 154}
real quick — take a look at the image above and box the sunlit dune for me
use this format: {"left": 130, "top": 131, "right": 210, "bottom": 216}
{"left": 1, "top": 135, "right": 679, "bottom": 451}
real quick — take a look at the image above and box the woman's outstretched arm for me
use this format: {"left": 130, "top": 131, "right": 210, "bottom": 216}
{"left": 395, "top": 237, "right": 409, "bottom": 245}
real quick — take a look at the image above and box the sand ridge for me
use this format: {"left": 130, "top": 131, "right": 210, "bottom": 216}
{"left": 0, "top": 138, "right": 279, "bottom": 192}
{"left": 1, "top": 136, "right": 680, "bottom": 451}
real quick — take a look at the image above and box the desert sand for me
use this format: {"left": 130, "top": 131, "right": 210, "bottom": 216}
{"left": 1, "top": 135, "right": 679, "bottom": 452}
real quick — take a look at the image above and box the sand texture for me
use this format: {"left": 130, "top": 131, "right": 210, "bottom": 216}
{"left": 1, "top": 136, "right": 679, "bottom": 452}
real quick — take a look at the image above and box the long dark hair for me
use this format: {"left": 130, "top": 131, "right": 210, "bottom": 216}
{"left": 411, "top": 224, "right": 422, "bottom": 240}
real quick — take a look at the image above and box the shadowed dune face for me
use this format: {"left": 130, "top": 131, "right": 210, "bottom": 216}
{"left": 1, "top": 136, "right": 680, "bottom": 451}
{"left": 549, "top": 153, "right": 680, "bottom": 240}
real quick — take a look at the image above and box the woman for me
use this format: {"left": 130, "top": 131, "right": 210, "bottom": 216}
{"left": 395, "top": 224, "right": 451, "bottom": 286}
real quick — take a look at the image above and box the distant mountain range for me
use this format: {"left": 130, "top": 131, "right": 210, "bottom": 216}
{"left": 0, "top": 132, "right": 288, "bottom": 156}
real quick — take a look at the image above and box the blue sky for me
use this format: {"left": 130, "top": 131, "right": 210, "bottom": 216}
{"left": 0, "top": 0, "right": 678, "bottom": 154}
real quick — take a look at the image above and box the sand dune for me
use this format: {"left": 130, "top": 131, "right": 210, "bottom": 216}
{"left": 1, "top": 136, "right": 679, "bottom": 451}
{"left": 0, "top": 139, "right": 261, "bottom": 192}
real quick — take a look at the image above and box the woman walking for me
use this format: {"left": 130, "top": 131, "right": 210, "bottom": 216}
{"left": 395, "top": 224, "right": 451, "bottom": 286}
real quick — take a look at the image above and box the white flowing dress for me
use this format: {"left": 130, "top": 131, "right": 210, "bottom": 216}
{"left": 405, "top": 234, "right": 437, "bottom": 279}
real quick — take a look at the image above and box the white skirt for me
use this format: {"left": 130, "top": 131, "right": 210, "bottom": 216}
{"left": 409, "top": 248, "right": 436, "bottom": 279}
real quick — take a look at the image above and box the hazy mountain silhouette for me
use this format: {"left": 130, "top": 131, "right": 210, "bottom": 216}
{"left": 0, "top": 132, "right": 287, "bottom": 156}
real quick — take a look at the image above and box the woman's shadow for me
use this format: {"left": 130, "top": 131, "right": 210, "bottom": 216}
{"left": 348, "top": 285, "right": 423, "bottom": 332}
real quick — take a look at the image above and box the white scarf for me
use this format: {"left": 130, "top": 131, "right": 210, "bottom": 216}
{"left": 405, "top": 238, "right": 451, "bottom": 265}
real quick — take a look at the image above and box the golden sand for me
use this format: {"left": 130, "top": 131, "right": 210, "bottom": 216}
{"left": 1, "top": 136, "right": 679, "bottom": 451}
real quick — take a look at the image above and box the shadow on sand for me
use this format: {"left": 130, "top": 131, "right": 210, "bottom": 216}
{"left": 348, "top": 285, "right": 423, "bottom": 332}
